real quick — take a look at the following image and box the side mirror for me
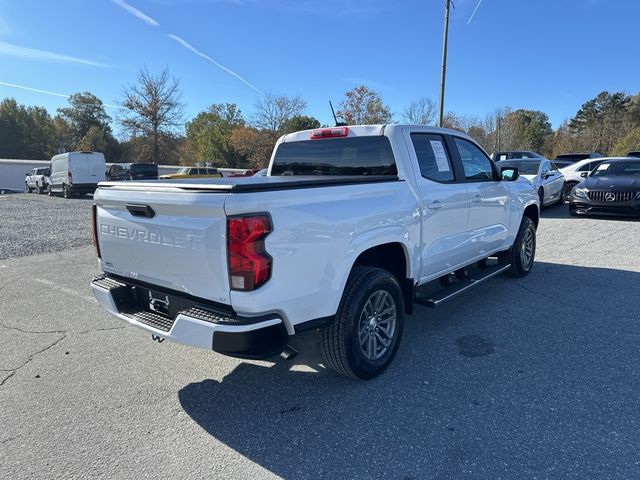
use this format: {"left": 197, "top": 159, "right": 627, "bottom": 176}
{"left": 501, "top": 167, "right": 519, "bottom": 181}
{"left": 580, "top": 171, "right": 588, "bottom": 178}
{"left": 25, "top": 172, "right": 30, "bottom": 176}
{"left": 542, "top": 171, "right": 553, "bottom": 179}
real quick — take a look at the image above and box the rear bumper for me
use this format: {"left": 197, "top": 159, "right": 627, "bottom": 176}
{"left": 69, "top": 183, "right": 98, "bottom": 194}
{"left": 90, "top": 274, "right": 288, "bottom": 359}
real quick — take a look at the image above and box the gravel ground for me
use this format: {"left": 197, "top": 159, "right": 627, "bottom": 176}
{"left": 0, "top": 193, "right": 93, "bottom": 259}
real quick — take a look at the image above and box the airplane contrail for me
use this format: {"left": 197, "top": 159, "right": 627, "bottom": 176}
{"left": 108, "top": 0, "right": 263, "bottom": 95}
{"left": 467, "top": 0, "right": 484, "bottom": 24}
{"left": 0, "top": 81, "right": 125, "bottom": 110}
{"left": 0, "top": 40, "right": 107, "bottom": 67}
{"left": 167, "top": 34, "right": 264, "bottom": 95}
{"left": 111, "top": 0, "right": 160, "bottom": 27}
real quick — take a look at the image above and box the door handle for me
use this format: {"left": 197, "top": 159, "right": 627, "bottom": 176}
{"left": 428, "top": 201, "right": 444, "bottom": 210}
{"left": 126, "top": 203, "right": 155, "bottom": 218}
{"left": 471, "top": 195, "right": 482, "bottom": 203}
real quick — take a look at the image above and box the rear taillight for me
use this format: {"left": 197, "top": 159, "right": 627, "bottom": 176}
{"left": 91, "top": 204, "right": 101, "bottom": 259}
{"left": 310, "top": 127, "right": 349, "bottom": 139}
{"left": 227, "top": 214, "right": 272, "bottom": 291}
{"left": 68, "top": 171, "right": 73, "bottom": 184}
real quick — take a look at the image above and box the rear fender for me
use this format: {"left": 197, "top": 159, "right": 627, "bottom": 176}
{"left": 332, "top": 226, "right": 414, "bottom": 311}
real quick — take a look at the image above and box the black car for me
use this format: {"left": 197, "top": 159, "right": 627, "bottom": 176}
{"left": 569, "top": 158, "right": 640, "bottom": 217}
{"left": 107, "top": 163, "right": 158, "bottom": 181}
{"left": 627, "top": 151, "right": 640, "bottom": 158}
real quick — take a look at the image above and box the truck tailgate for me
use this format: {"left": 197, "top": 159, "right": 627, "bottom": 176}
{"left": 94, "top": 186, "right": 230, "bottom": 304}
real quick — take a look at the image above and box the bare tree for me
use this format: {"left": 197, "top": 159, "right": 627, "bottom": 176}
{"left": 119, "top": 67, "right": 184, "bottom": 163}
{"left": 252, "top": 92, "right": 306, "bottom": 134}
{"left": 402, "top": 97, "right": 436, "bottom": 125}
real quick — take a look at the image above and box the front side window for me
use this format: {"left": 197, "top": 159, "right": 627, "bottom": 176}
{"left": 410, "top": 133, "right": 454, "bottom": 182}
{"left": 454, "top": 137, "right": 495, "bottom": 181}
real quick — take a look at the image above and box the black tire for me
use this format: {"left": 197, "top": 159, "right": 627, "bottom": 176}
{"left": 555, "top": 183, "right": 566, "bottom": 205}
{"left": 26, "top": 183, "right": 33, "bottom": 193}
{"left": 563, "top": 182, "right": 578, "bottom": 203}
{"left": 63, "top": 184, "right": 70, "bottom": 199}
{"left": 499, "top": 217, "right": 536, "bottom": 278}
{"left": 321, "top": 267, "right": 404, "bottom": 380}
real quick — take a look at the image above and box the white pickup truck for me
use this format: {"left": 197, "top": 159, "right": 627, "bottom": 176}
{"left": 90, "top": 125, "right": 539, "bottom": 379}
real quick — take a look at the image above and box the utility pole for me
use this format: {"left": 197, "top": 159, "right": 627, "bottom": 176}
{"left": 438, "top": 0, "right": 452, "bottom": 128}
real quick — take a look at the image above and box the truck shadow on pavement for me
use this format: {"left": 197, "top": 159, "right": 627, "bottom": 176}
{"left": 178, "top": 262, "right": 640, "bottom": 479}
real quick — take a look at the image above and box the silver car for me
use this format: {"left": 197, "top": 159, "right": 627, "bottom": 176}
{"left": 497, "top": 159, "right": 565, "bottom": 207}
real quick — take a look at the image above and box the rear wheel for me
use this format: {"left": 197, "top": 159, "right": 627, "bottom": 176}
{"left": 499, "top": 217, "right": 536, "bottom": 278}
{"left": 321, "top": 267, "right": 404, "bottom": 380}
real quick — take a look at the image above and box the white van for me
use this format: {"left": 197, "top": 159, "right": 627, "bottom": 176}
{"left": 49, "top": 152, "right": 106, "bottom": 198}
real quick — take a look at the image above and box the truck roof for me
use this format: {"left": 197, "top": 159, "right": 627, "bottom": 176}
{"left": 281, "top": 124, "right": 473, "bottom": 143}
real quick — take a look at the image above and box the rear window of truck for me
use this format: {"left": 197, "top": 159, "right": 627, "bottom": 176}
{"left": 270, "top": 136, "right": 397, "bottom": 176}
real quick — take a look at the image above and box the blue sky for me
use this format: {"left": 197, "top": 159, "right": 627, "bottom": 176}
{"left": 0, "top": 0, "right": 638, "bottom": 134}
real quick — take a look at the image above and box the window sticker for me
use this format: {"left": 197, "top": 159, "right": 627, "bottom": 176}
{"left": 596, "top": 163, "right": 610, "bottom": 171}
{"left": 429, "top": 140, "right": 450, "bottom": 172}
{"left": 499, "top": 154, "right": 507, "bottom": 161}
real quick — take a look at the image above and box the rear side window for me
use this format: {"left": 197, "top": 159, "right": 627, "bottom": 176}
{"left": 271, "top": 136, "right": 397, "bottom": 176}
{"left": 410, "top": 133, "right": 454, "bottom": 182}
{"left": 578, "top": 161, "right": 601, "bottom": 172}
{"left": 454, "top": 137, "right": 496, "bottom": 181}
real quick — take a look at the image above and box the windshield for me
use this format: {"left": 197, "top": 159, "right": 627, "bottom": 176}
{"left": 590, "top": 161, "right": 640, "bottom": 177}
{"left": 130, "top": 164, "right": 157, "bottom": 173}
{"left": 36, "top": 168, "right": 50, "bottom": 175}
{"left": 498, "top": 160, "right": 540, "bottom": 175}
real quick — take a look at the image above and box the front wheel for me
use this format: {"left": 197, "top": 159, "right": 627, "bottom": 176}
{"left": 321, "top": 267, "right": 404, "bottom": 380}
{"left": 499, "top": 217, "right": 536, "bottom": 277}
{"left": 563, "top": 182, "right": 578, "bottom": 203}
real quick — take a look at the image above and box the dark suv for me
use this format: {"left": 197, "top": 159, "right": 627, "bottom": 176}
{"left": 107, "top": 163, "right": 158, "bottom": 181}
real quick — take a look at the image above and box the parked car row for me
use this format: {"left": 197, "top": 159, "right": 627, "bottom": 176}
{"left": 494, "top": 153, "right": 640, "bottom": 217}
{"left": 25, "top": 152, "right": 231, "bottom": 198}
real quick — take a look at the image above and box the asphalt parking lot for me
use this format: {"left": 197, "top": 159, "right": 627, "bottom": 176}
{"left": 1, "top": 194, "right": 639, "bottom": 479}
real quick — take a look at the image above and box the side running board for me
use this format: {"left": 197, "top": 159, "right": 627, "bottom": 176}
{"left": 415, "top": 263, "right": 511, "bottom": 308}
